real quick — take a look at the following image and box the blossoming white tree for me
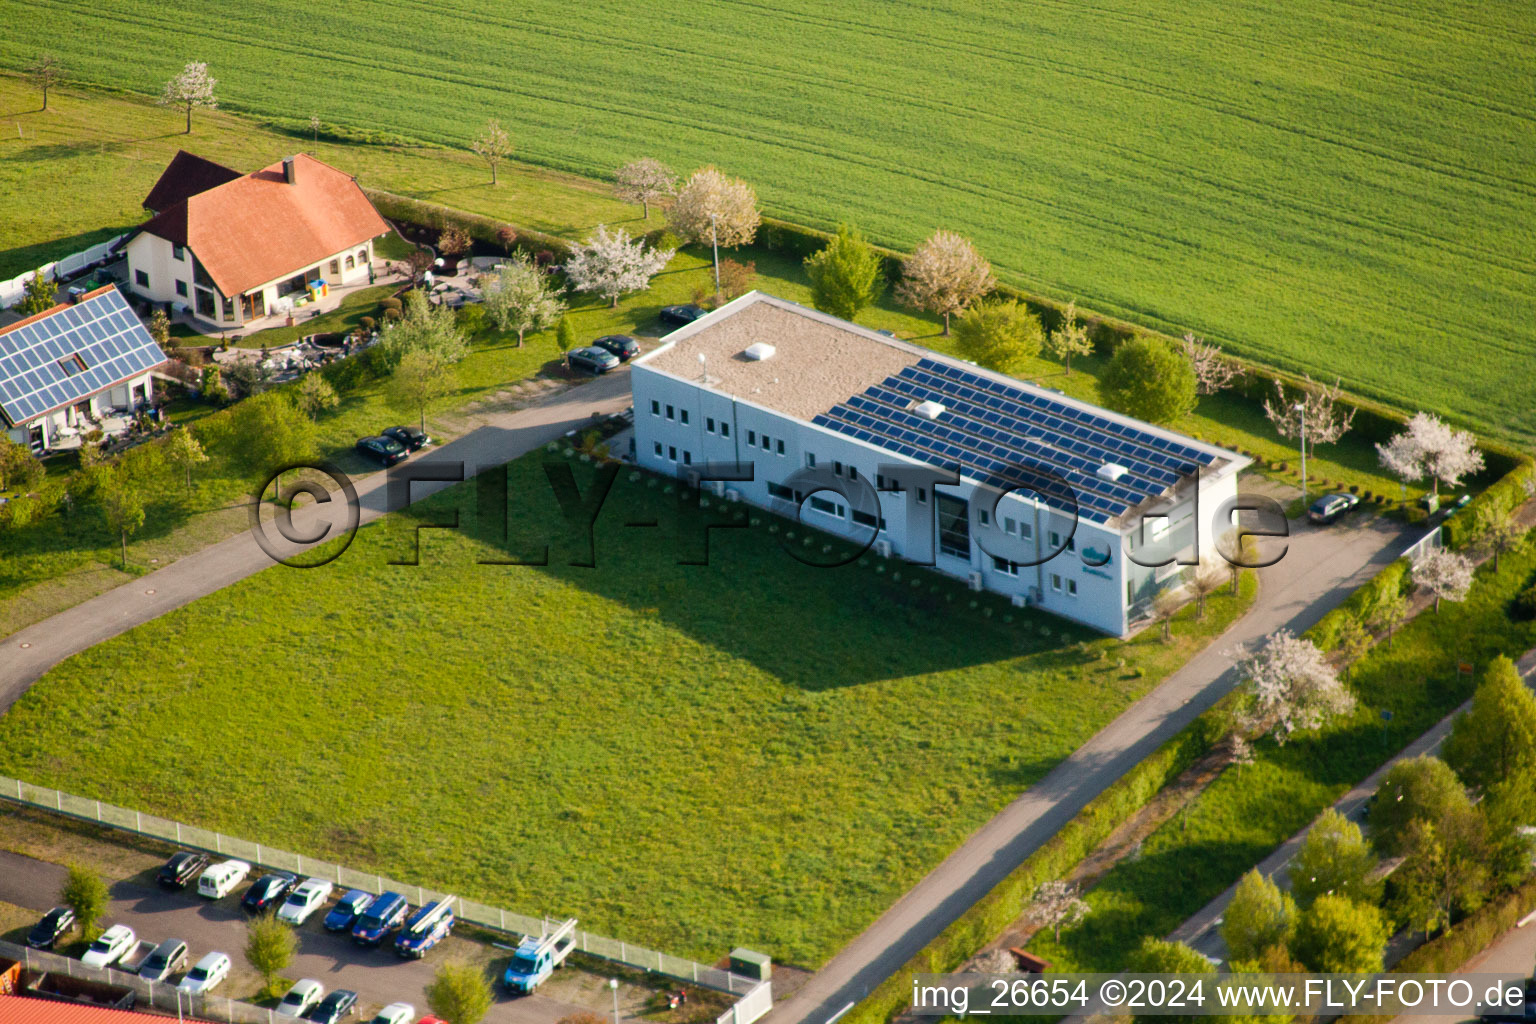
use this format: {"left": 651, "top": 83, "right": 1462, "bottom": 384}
{"left": 895, "top": 229, "right": 995, "bottom": 335}
{"left": 160, "top": 61, "right": 217, "bottom": 134}
{"left": 1027, "top": 880, "right": 1090, "bottom": 942}
{"left": 1376, "top": 412, "right": 1484, "bottom": 498}
{"left": 563, "top": 226, "right": 675, "bottom": 308}
{"left": 613, "top": 158, "right": 678, "bottom": 220}
{"left": 1179, "top": 332, "right": 1243, "bottom": 395}
{"left": 1412, "top": 549, "right": 1473, "bottom": 612}
{"left": 667, "top": 166, "right": 760, "bottom": 247}
{"left": 1264, "top": 375, "right": 1356, "bottom": 454}
{"left": 481, "top": 254, "right": 565, "bottom": 346}
{"left": 1233, "top": 630, "right": 1354, "bottom": 744}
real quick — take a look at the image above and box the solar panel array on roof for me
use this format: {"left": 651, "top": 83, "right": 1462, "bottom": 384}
{"left": 813, "top": 358, "right": 1219, "bottom": 526}
{"left": 0, "top": 288, "right": 166, "bottom": 426}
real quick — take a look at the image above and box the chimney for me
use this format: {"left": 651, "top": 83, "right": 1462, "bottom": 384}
{"left": 283, "top": 157, "right": 297, "bottom": 185}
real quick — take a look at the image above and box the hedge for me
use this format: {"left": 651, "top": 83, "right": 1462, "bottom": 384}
{"left": 840, "top": 694, "right": 1234, "bottom": 1024}
{"left": 362, "top": 188, "right": 573, "bottom": 262}
{"left": 1306, "top": 558, "right": 1412, "bottom": 652}
{"left": 1342, "top": 876, "right": 1536, "bottom": 1024}
{"left": 1443, "top": 455, "right": 1535, "bottom": 550}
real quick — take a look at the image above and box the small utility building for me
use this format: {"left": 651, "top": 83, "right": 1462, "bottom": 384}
{"left": 631, "top": 293, "right": 1249, "bottom": 635}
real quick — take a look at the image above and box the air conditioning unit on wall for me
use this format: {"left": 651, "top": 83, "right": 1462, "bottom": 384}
{"left": 1011, "top": 593, "right": 1028, "bottom": 608}
{"left": 712, "top": 479, "right": 727, "bottom": 497}
{"left": 725, "top": 488, "right": 741, "bottom": 502}
{"left": 968, "top": 571, "right": 984, "bottom": 591}
{"left": 874, "top": 539, "right": 893, "bottom": 558}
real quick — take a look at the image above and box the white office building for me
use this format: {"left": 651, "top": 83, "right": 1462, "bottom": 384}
{"left": 630, "top": 292, "right": 1249, "bottom": 635}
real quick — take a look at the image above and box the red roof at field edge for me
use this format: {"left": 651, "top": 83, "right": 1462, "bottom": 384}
{"left": 0, "top": 994, "right": 215, "bottom": 1023}
{"left": 141, "top": 150, "right": 242, "bottom": 214}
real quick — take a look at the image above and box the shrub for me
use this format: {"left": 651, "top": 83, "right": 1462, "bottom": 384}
{"left": 1511, "top": 580, "right": 1536, "bottom": 621}
{"left": 383, "top": 306, "right": 402, "bottom": 321}
{"left": 1278, "top": 461, "right": 1289, "bottom": 471}
{"left": 1444, "top": 456, "right": 1534, "bottom": 549}
{"left": 380, "top": 296, "right": 403, "bottom": 313}
{"left": 360, "top": 315, "right": 376, "bottom": 331}
{"left": 1349, "top": 484, "right": 1360, "bottom": 494}
{"left": 1307, "top": 558, "right": 1411, "bottom": 651}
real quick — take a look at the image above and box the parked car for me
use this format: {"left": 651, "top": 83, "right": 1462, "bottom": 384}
{"left": 393, "top": 900, "right": 453, "bottom": 959}
{"left": 567, "top": 346, "right": 620, "bottom": 375}
{"left": 243, "top": 871, "right": 299, "bottom": 914}
{"left": 278, "top": 878, "right": 335, "bottom": 926}
{"left": 308, "top": 989, "right": 359, "bottom": 1023}
{"left": 177, "top": 951, "right": 231, "bottom": 995}
{"left": 1307, "top": 492, "right": 1360, "bottom": 525}
{"left": 382, "top": 426, "right": 430, "bottom": 451}
{"left": 26, "top": 906, "right": 76, "bottom": 950}
{"left": 198, "top": 859, "right": 253, "bottom": 899}
{"left": 137, "top": 938, "right": 189, "bottom": 983}
{"left": 80, "top": 924, "right": 136, "bottom": 968}
{"left": 659, "top": 304, "right": 707, "bottom": 327}
{"left": 118, "top": 939, "right": 155, "bottom": 975}
{"left": 157, "top": 851, "right": 210, "bottom": 889}
{"left": 368, "top": 1004, "right": 415, "bottom": 1024}
{"left": 356, "top": 435, "right": 409, "bottom": 467}
{"left": 351, "top": 891, "right": 409, "bottom": 946}
{"left": 324, "top": 889, "right": 374, "bottom": 932}
{"left": 592, "top": 334, "right": 640, "bottom": 362}
{"left": 277, "top": 979, "right": 325, "bottom": 1019}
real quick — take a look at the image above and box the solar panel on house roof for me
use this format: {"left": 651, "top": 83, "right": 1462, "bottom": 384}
{"left": 0, "top": 288, "right": 166, "bottom": 426}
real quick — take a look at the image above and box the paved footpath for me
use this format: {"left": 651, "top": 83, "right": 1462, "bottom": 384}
{"left": 0, "top": 370, "right": 633, "bottom": 711}
{"left": 774, "top": 512, "right": 1418, "bottom": 1024}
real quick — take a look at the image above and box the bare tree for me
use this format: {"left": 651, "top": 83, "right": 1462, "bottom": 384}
{"left": 1045, "top": 299, "right": 1092, "bottom": 375}
{"left": 1152, "top": 590, "right": 1182, "bottom": 642}
{"left": 472, "top": 119, "right": 513, "bottom": 185}
{"left": 1178, "top": 332, "right": 1242, "bottom": 395}
{"left": 309, "top": 114, "right": 321, "bottom": 147}
{"left": 1027, "top": 880, "right": 1090, "bottom": 942}
{"left": 613, "top": 158, "right": 677, "bottom": 219}
{"left": 895, "top": 229, "right": 995, "bottom": 335}
{"left": 160, "top": 62, "right": 217, "bottom": 134}
{"left": 667, "top": 166, "right": 760, "bottom": 247}
{"left": 25, "top": 54, "right": 64, "bottom": 110}
{"left": 564, "top": 225, "right": 675, "bottom": 307}
{"left": 1412, "top": 550, "right": 1473, "bottom": 613}
{"left": 1189, "top": 565, "right": 1226, "bottom": 619}
{"left": 1263, "top": 375, "right": 1356, "bottom": 460}
{"left": 1376, "top": 412, "right": 1484, "bottom": 499}
{"left": 1232, "top": 630, "right": 1354, "bottom": 744}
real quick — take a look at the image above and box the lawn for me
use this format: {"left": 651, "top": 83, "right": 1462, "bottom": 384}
{"left": 1025, "top": 535, "right": 1536, "bottom": 969}
{"left": 1, "top": 4, "right": 1532, "bottom": 443}
{"left": 0, "top": 447, "right": 1256, "bottom": 967}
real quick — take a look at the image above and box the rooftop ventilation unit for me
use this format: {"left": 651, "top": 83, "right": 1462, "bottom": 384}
{"left": 1097, "top": 462, "right": 1128, "bottom": 482}
{"left": 744, "top": 342, "right": 775, "bottom": 361}
{"left": 915, "top": 400, "right": 946, "bottom": 420}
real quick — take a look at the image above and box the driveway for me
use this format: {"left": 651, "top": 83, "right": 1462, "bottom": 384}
{"left": 772, "top": 503, "right": 1418, "bottom": 1024}
{"left": 0, "top": 848, "right": 607, "bottom": 1023}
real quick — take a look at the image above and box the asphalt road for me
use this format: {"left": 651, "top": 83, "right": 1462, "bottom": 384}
{"left": 0, "top": 848, "right": 588, "bottom": 1023}
{"left": 772, "top": 503, "right": 1419, "bottom": 1024}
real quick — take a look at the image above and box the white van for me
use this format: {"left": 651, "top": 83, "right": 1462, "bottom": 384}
{"left": 197, "top": 859, "right": 252, "bottom": 899}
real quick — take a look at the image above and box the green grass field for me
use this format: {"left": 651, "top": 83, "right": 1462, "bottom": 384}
{"left": 0, "top": 451, "right": 1255, "bottom": 966}
{"left": 2, "top": 2, "right": 1532, "bottom": 441}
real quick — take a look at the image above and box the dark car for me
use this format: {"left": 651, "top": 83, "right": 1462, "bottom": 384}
{"left": 567, "top": 346, "right": 620, "bottom": 376}
{"left": 26, "top": 906, "right": 76, "bottom": 950}
{"left": 242, "top": 872, "right": 299, "bottom": 914}
{"left": 381, "top": 425, "right": 430, "bottom": 451}
{"left": 592, "top": 334, "right": 640, "bottom": 362}
{"left": 137, "top": 938, "right": 189, "bottom": 983}
{"left": 351, "top": 891, "right": 409, "bottom": 946}
{"left": 658, "top": 304, "right": 707, "bottom": 327}
{"left": 1307, "top": 492, "right": 1360, "bottom": 525}
{"left": 324, "top": 889, "right": 373, "bottom": 932}
{"left": 308, "top": 989, "right": 359, "bottom": 1023}
{"left": 356, "top": 436, "right": 408, "bottom": 467}
{"left": 158, "top": 850, "right": 210, "bottom": 889}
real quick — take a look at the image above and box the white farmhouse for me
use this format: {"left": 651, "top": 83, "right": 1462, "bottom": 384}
{"left": 630, "top": 293, "right": 1249, "bottom": 635}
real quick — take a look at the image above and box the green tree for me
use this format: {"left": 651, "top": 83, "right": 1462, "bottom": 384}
{"left": 388, "top": 347, "right": 458, "bottom": 433}
{"left": 244, "top": 914, "right": 296, "bottom": 998}
{"left": 200, "top": 365, "right": 229, "bottom": 405}
{"left": 1099, "top": 336, "right": 1197, "bottom": 425}
{"left": 1046, "top": 299, "right": 1093, "bottom": 375}
{"left": 378, "top": 290, "right": 468, "bottom": 371}
{"left": 951, "top": 298, "right": 1044, "bottom": 377}
{"left": 1334, "top": 615, "right": 1373, "bottom": 680}
{"left": 1442, "top": 655, "right": 1536, "bottom": 792}
{"left": 426, "top": 961, "right": 493, "bottom": 1024}
{"left": 1222, "top": 869, "right": 1296, "bottom": 961}
{"left": 1389, "top": 817, "right": 1488, "bottom": 939}
{"left": 1291, "top": 895, "right": 1388, "bottom": 973}
{"left": 1482, "top": 773, "right": 1536, "bottom": 887}
{"left": 100, "top": 475, "right": 145, "bottom": 569}
{"left": 295, "top": 373, "right": 340, "bottom": 420}
{"left": 482, "top": 254, "right": 566, "bottom": 346}
{"left": 163, "top": 429, "right": 208, "bottom": 491}
{"left": 804, "top": 224, "right": 884, "bottom": 322}
{"left": 1465, "top": 501, "right": 1523, "bottom": 572}
{"left": 0, "top": 436, "right": 43, "bottom": 492}
{"left": 1290, "top": 808, "right": 1381, "bottom": 909}
{"left": 1368, "top": 755, "right": 1474, "bottom": 857}
{"left": 60, "top": 862, "right": 109, "bottom": 941}
{"left": 147, "top": 308, "right": 171, "bottom": 348}
{"left": 16, "top": 269, "right": 55, "bottom": 315}
{"left": 1130, "top": 938, "right": 1215, "bottom": 1024}
{"left": 229, "top": 392, "right": 318, "bottom": 501}
{"left": 555, "top": 316, "right": 578, "bottom": 366}
{"left": 1368, "top": 590, "right": 1409, "bottom": 648}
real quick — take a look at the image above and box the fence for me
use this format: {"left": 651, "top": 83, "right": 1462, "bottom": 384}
{"left": 0, "top": 233, "right": 127, "bottom": 307}
{"left": 0, "top": 774, "right": 771, "bottom": 1017}
{"left": 1403, "top": 523, "right": 1444, "bottom": 564}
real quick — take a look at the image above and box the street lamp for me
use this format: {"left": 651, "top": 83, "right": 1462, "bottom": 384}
{"left": 1294, "top": 401, "right": 1307, "bottom": 509}
{"left": 709, "top": 211, "right": 721, "bottom": 301}
{"left": 610, "top": 977, "right": 620, "bottom": 1024}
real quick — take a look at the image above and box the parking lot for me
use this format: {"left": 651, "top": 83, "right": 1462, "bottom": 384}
{"left": 0, "top": 847, "right": 666, "bottom": 1024}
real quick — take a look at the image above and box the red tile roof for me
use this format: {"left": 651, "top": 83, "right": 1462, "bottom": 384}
{"left": 137, "top": 153, "right": 388, "bottom": 297}
{"left": 0, "top": 994, "right": 213, "bottom": 1023}
{"left": 141, "top": 150, "right": 241, "bottom": 214}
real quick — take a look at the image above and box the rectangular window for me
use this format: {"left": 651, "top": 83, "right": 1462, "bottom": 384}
{"left": 172, "top": 245, "right": 185, "bottom": 262}
{"left": 833, "top": 461, "right": 843, "bottom": 476}
{"left": 1051, "top": 573, "right": 1063, "bottom": 592}
{"left": 1066, "top": 536, "right": 1075, "bottom": 551}
{"left": 174, "top": 280, "right": 187, "bottom": 297}
{"left": 329, "top": 259, "right": 341, "bottom": 276}
{"left": 992, "top": 556, "right": 1018, "bottom": 576}
{"left": 1067, "top": 579, "right": 1078, "bottom": 596}
{"left": 1004, "top": 517, "right": 1016, "bottom": 536}
{"left": 809, "top": 496, "right": 843, "bottom": 517}
{"left": 683, "top": 451, "right": 692, "bottom": 465}
{"left": 851, "top": 510, "right": 887, "bottom": 530}
{"left": 1021, "top": 521, "right": 1033, "bottom": 539}
{"left": 761, "top": 434, "right": 770, "bottom": 451}
{"left": 668, "top": 445, "right": 677, "bottom": 461}
{"left": 767, "top": 482, "right": 794, "bottom": 500}
{"left": 806, "top": 453, "right": 817, "bottom": 468}
{"left": 720, "top": 422, "right": 730, "bottom": 437}
{"left": 917, "top": 487, "right": 928, "bottom": 504}
{"left": 706, "top": 417, "right": 715, "bottom": 432}
{"left": 135, "top": 270, "right": 149, "bottom": 288}
{"left": 847, "top": 466, "right": 857, "bottom": 481}
{"left": 666, "top": 405, "right": 675, "bottom": 420}
{"left": 681, "top": 409, "right": 689, "bottom": 425}
{"left": 1049, "top": 531, "right": 1060, "bottom": 547}
{"left": 1149, "top": 517, "right": 1170, "bottom": 543}
{"left": 876, "top": 474, "right": 886, "bottom": 490}
{"left": 57, "top": 354, "right": 87, "bottom": 377}
{"left": 979, "top": 509, "right": 990, "bottom": 525}
{"left": 776, "top": 439, "right": 785, "bottom": 455}
{"left": 651, "top": 400, "right": 660, "bottom": 416}
{"left": 747, "top": 430, "right": 756, "bottom": 446}
{"left": 653, "top": 441, "right": 662, "bottom": 456}
{"left": 937, "top": 494, "right": 971, "bottom": 559}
